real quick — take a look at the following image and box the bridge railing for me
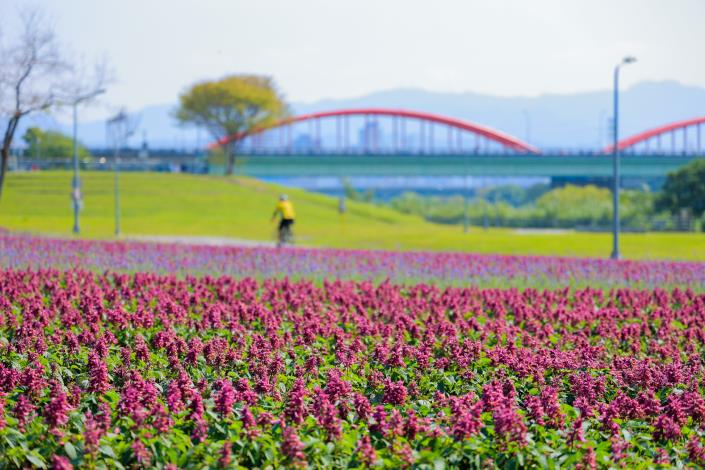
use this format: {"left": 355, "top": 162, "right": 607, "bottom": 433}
{"left": 236, "top": 147, "right": 703, "bottom": 157}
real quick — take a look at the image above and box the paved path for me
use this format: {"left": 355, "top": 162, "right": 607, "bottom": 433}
{"left": 127, "top": 235, "right": 277, "bottom": 248}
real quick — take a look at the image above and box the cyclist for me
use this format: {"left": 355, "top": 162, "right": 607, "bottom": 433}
{"left": 272, "top": 194, "right": 296, "bottom": 246}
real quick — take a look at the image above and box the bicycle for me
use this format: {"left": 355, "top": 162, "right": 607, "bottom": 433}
{"left": 277, "top": 220, "right": 294, "bottom": 247}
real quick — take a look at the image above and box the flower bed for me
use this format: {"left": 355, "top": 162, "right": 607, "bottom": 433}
{"left": 1, "top": 269, "right": 704, "bottom": 467}
{"left": 1, "top": 233, "right": 704, "bottom": 289}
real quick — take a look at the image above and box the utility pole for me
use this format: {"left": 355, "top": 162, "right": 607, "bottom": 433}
{"left": 611, "top": 56, "right": 636, "bottom": 260}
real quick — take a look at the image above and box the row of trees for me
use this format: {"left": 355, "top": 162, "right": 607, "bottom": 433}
{"left": 21, "top": 127, "right": 91, "bottom": 159}
{"left": 386, "top": 160, "right": 705, "bottom": 232}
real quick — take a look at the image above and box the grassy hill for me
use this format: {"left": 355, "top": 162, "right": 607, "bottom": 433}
{"left": 0, "top": 171, "right": 703, "bottom": 261}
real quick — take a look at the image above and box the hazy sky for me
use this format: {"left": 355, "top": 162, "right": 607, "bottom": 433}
{"left": 3, "top": 0, "right": 705, "bottom": 120}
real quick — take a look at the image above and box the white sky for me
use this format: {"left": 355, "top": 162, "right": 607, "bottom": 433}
{"left": 3, "top": 0, "right": 705, "bottom": 120}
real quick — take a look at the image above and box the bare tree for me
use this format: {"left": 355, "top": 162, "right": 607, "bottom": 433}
{"left": 0, "top": 8, "right": 109, "bottom": 199}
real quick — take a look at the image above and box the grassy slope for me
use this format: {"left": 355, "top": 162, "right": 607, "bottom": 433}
{"left": 0, "top": 171, "right": 703, "bottom": 261}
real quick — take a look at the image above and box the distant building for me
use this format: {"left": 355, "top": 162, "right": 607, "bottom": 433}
{"left": 358, "top": 122, "right": 382, "bottom": 152}
{"left": 293, "top": 134, "right": 315, "bottom": 152}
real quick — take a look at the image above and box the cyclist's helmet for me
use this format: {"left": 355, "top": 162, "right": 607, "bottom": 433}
{"left": 279, "top": 194, "right": 288, "bottom": 201}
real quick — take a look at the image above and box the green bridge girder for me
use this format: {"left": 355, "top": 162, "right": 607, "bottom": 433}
{"left": 229, "top": 153, "right": 701, "bottom": 178}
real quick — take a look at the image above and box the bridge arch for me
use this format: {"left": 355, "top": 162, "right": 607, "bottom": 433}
{"left": 212, "top": 108, "right": 540, "bottom": 154}
{"left": 605, "top": 116, "right": 705, "bottom": 153}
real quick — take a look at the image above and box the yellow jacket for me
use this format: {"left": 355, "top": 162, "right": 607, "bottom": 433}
{"left": 273, "top": 200, "right": 296, "bottom": 220}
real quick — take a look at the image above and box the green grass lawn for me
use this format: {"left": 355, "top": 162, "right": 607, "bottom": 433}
{"left": 0, "top": 171, "right": 703, "bottom": 261}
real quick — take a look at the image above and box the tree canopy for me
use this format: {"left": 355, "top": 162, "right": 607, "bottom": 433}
{"left": 175, "top": 74, "right": 288, "bottom": 175}
{"left": 656, "top": 159, "right": 705, "bottom": 218}
{"left": 22, "top": 127, "right": 91, "bottom": 159}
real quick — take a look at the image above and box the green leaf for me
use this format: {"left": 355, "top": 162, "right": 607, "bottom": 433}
{"left": 64, "top": 442, "right": 78, "bottom": 459}
{"left": 26, "top": 454, "right": 46, "bottom": 469}
{"left": 100, "top": 444, "right": 117, "bottom": 458}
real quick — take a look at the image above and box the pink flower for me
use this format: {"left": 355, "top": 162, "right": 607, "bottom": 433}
{"left": 44, "top": 381, "right": 71, "bottom": 435}
{"left": 653, "top": 414, "right": 681, "bottom": 442}
{"left": 134, "top": 334, "right": 151, "bottom": 362}
{"left": 51, "top": 455, "right": 73, "bottom": 470}
{"left": 687, "top": 436, "right": 705, "bottom": 465}
{"left": 219, "top": 442, "right": 232, "bottom": 468}
{"left": 132, "top": 439, "right": 151, "bottom": 465}
{"left": 493, "top": 405, "right": 527, "bottom": 447}
{"left": 387, "top": 409, "right": 404, "bottom": 437}
{"left": 540, "top": 386, "right": 564, "bottom": 428}
{"left": 451, "top": 400, "right": 483, "bottom": 440}
{"left": 404, "top": 410, "right": 421, "bottom": 440}
{"left": 12, "top": 394, "right": 35, "bottom": 431}
{"left": 240, "top": 405, "right": 258, "bottom": 437}
{"left": 152, "top": 405, "right": 174, "bottom": 433}
{"left": 568, "top": 418, "right": 585, "bottom": 447}
{"left": 525, "top": 395, "right": 545, "bottom": 425}
{"left": 188, "top": 393, "right": 205, "bottom": 423}
{"left": 166, "top": 380, "right": 184, "bottom": 412}
{"left": 383, "top": 380, "right": 407, "bottom": 405}
{"left": 214, "top": 379, "right": 236, "bottom": 417}
{"left": 285, "top": 378, "right": 307, "bottom": 425}
{"left": 83, "top": 411, "right": 104, "bottom": 456}
{"left": 369, "top": 405, "right": 388, "bottom": 436}
{"left": 313, "top": 389, "right": 341, "bottom": 441}
{"left": 357, "top": 434, "right": 377, "bottom": 467}
{"left": 324, "top": 369, "right": 351, "bottom": 402}
{"left": 281, "top": 426, "right": 307, "bottom": 467}
{"left": 610, "top": 435, "right": 630, "bottom": 461}
{"left": 87, "top": 352, "right": 110, "bottom": 393}
{"left": 353, "top": 393, "right": 371, "bottom": 421}
{"left": 576, "top": 446, "right": 596, "bottom": 470}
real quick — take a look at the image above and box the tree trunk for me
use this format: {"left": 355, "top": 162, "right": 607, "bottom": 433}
{"left": 0, "top": 116, "right": 20, "bottom": 201}
{"left": 0, "top": 146, "right": 9, "bottom": 201}
{"left": 224, "top": 142, "right": 236, "bottom": 176}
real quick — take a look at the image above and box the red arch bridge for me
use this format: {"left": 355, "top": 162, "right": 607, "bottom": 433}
{"left": 605, "top": 116, "right": 705, "bottom": 154}
{"left": 209, "top": 109, "right": 703, "bottom": 179}
{"left": 214, "top": 108, "right": 539, "bottom": 155}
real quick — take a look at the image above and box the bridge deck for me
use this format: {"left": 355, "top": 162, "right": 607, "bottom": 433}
{"left": 229, "top": 153, "right": 699, "bottom": 178}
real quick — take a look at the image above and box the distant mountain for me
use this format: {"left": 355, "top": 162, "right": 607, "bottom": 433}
{"left": 16, "top": 104, "right": 202, "bottom": 150}
{"left": 292, "top": 81, "right": 705, "bottom": 150}
{"left": 13, "top": 80, "right": 705, "bottom": 150}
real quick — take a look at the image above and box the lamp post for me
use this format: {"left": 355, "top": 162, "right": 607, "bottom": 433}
{"left": 611, "top": 56, "right": 636, "bottom": 260}
{"left": 71, "top": 88, "right": 106, "bottom": 234}
{"left": 463, "top": 150, "right": 469, "bottom": 233}
{"left": 107, "top": 110, "right": 135, "bottom": 237}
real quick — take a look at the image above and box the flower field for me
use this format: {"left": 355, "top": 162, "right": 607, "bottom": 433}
{"left": 1, "top": 233, "right": 705, "bottom": 468}
{"left": 1, "top": 233, "right": 704, "bottom": 290}
{"left": 0, "top": 266, "right": 704, "bottom": 468}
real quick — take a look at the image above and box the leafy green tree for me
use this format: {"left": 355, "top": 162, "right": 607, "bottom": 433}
{"left": 22, "top": 127, "right": 91, "bottom": 159}
{"left": 341, "top": 178, "right": 375, "bottom": 203}
{"left": 656, "top": 159, "right": 705, "bottom": 218}
{"left": 535, "top": 185, "right": 612, "bottom": 227}
{"left": 175, "top": 74, "right": 288, "bottom": 175}
{"left": 481, "top": 184, "right": 527, "bottom": 206}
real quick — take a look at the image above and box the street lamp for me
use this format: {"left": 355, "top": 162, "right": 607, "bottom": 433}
{"left": 611, "top": 56, "right": 636, "bottom": 260}
{"left": 71, "top": 88, "right": 106, "bottom": 234}
{"left": 106, "top": 110, "right": 135, "bottom": 237}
